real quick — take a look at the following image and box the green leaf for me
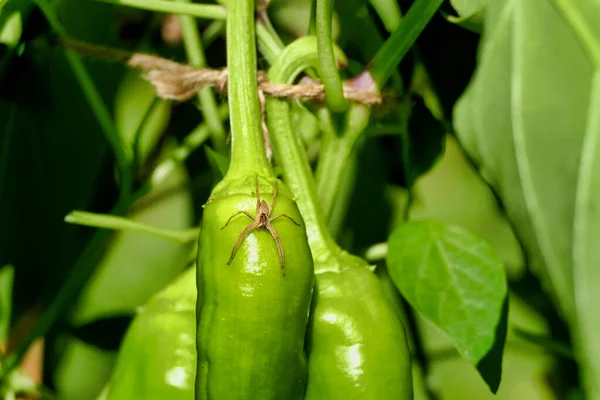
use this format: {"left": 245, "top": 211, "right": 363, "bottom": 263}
{"left": 386, "top": 220, "right": 507, "bottom": 392}
{"left": 447, "top": 0, "right": 490, "bottom": 33}
{"left": 0, "top": 264, "right": 14, "bottom": 343}
{"left": 453, "top": 0, "right": 600, "bottom": 395}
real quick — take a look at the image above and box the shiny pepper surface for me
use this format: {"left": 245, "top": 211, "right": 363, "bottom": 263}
{"left": 305, "top": 259, "right": 413, "bottom": 400}
{"left": 196, "top": 176, "right": 314, "bottom": 400}
{"left": 106, "top": 267, "right": 196, "bottom": 400}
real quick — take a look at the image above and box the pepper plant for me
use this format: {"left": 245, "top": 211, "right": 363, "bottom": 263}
{"left": 0, "top": 0, "right": 597, "bottom": 399}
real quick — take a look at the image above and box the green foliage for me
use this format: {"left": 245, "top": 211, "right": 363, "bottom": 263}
{"left": 387, "top": 220, "right": 507, "bottom": 392}
{"left": 453, "top": 0, "right": 600, "bottom": 395}
{"left": 1, "top": 0, "right": 595, "bottom": 398}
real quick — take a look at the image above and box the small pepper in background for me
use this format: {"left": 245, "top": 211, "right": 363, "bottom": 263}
{"left": 104, "top": 266, "right": 196, "bottom": 400}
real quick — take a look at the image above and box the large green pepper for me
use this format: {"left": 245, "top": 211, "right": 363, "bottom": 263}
{"left": 195, "top": 2, "right": 314, "bottom": 398}
{"left": 196, "top": 176, "right": 313, "bottom": 399}
{"left": 266, "top": 37, "right": 413, "bottom": 399}
{"left": 104, "top": 266, "right": 196, "bottom": 400}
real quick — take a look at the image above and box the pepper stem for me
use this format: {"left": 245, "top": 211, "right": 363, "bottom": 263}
{"left": 224, "top": 0, "right": 273, "bottom": 181}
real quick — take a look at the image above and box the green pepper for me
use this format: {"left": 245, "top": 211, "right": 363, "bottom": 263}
{"left": 104, "top": 266, "right": 196, "bottom": 400}
{"left": 195, "top": 2, "right": 314, "bottom": 398}
{"left": 266, "top": 36, "right": 413, "bottom": 399}
{"left": 305, "top": 257, "right": 412, "bottom": 399}
{"left": 196, "top": 175, "right": 313, "bottom": 399}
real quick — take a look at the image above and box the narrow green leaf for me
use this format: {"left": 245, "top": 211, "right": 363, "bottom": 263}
{"left": 0, "top": 264, "right": 14, "bottom": 343}
{"left": 386, "top": 220, "right": 507, "bottom": 392}
{"left": 64, "top": 211, "right": 198, "bottom": 244}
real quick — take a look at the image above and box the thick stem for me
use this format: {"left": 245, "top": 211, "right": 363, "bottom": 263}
{"left": 224, "top": 0, "right": 273, "bottom": 181}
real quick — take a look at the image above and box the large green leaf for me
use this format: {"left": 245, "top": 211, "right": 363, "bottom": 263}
{"left": 453, "top": 0, "right": 600, "bottom": 395}
{"left": 386, "top": 220, "right": 507, "bottom": 392}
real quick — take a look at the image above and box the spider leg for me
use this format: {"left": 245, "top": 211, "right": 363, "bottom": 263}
{"left": 270, "top": 214, "right": 301, "bottom": 226}
{"left": 221, "top": 211, "right": 255, "bottom": 229}
{"left": 265, "top": 223, "right": 286, "bottom": 276}
{"left": 227, "top": 220, "right": 261, "bottom": 266}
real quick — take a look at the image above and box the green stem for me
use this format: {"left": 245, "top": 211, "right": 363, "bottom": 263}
{"left": 178, "top": 0, "right": 227, "bottom": 153}
{"left": 267, "top": 37, "right": 350, "bottom": 271}
{"left": 368, "top": 0, "right": 443, "bottom": 89}
{"left": 97, "top": 0, "right": 227, "bottom": 20}
{"left": 202, "top": 20, "right": 225, "bottom": 47}
{"left": 98, "top": 0, "right": 286, "bottom": 66}
{"left": 36, "top": 0, "right": 132, "bottom": 201}
{"left": 224, "top": 0, "right": 272, "bottom": 180}
{"left": 256, "top": 22, "right": 285, "bottom": 65}
{"left": 65, "top": 210, "right": 198, "bottom": 243}
{"left": 315, "top": 104, "right": 370, "bottom": 221}
{"left": 316, "top": 0, "right": 348, "bottom": 112}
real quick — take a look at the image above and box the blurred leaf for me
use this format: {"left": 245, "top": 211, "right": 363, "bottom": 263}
{"left": 387, "top": 220, "right": 507, "bottom": 392}
{"left": 70, "top": 314, "right": 134, "bottom": 351}
{"left": 0, "top": 264, "right": 14, "bottom": 343}
{"left": 204, "top": 145, "right": 229, "bottom": 181}
{"left": 446, "top": 0, "right": 490, "bottom": 33}
{"left": 453, "top": 0, "right": 600, "bottom": 394}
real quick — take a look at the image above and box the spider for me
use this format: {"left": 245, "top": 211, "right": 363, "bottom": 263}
{"left": 221, "top": 176, "right": 300, "bottom": 276}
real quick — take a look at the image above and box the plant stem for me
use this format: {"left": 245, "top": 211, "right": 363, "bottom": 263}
{"left": 224, "top": 0, "right": 272, "bottom": 180}
{"left": 178, "top": 0, "right": 227, "bottom": 153}
{"left": 98, "top": 0, "right": 286, "bottom": 66}
{"left": 266, "top": 37, "right": 349, "bottom": 270}
{"left": 202, "top": 20, "right": 225, "bottom": 47}
{"left": 315, "top": 104, "right": 370, "bottom": 221}
{"left": 368, "top": 0, "right": 443, "bottom": 89}
{"left": 35, "top": 0, "right": 133, "bottom": 202}
{"left": 65, "top": 211, "right": 199, "bottom": 243}
{"left": 256, "top": 22, "right": 285, "bottom": 65}
{"left": 316, "top": 0, "right": 348, "bottom": 112}
{"left": 97, "top": 0, "right": 227, "bottom": 20}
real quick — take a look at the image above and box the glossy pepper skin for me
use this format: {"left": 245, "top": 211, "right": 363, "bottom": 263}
{"left": 105, "top": 267, "right": 196, "bottom": 400}
{"left": 305, "top": 257, "right": 413, "bottom": 400}
{"left": 196, "top": 176, "right": 314, "bottom": 400}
